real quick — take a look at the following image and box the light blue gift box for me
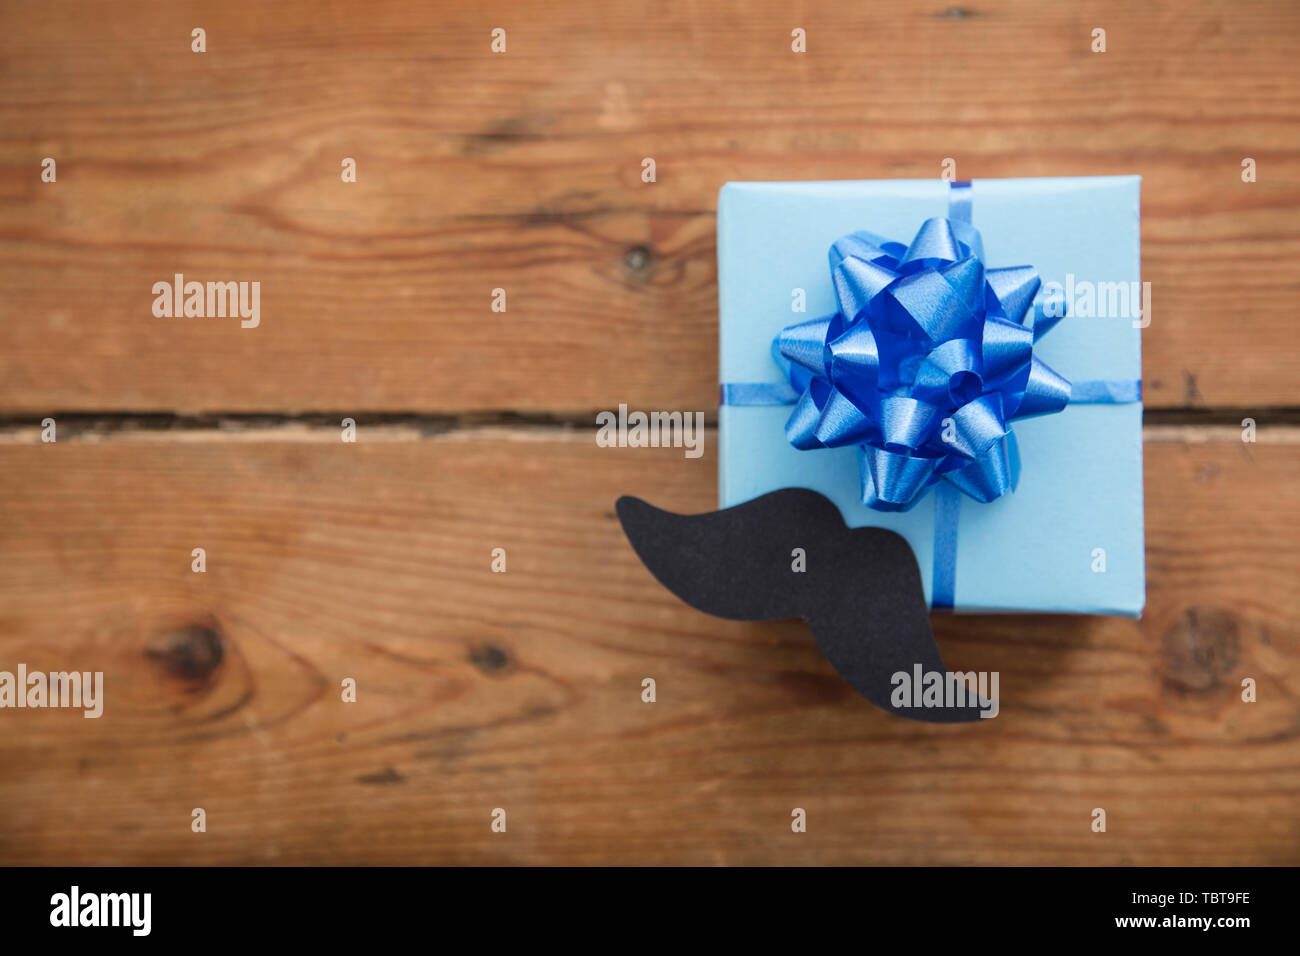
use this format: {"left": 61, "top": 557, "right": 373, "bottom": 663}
{"left": 717, "top": 177, "right": 1145, "bottom": 615}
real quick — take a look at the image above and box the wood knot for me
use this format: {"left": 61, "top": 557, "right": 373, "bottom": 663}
{"left": 356, "top": 767, "right": 405, "bottom": 785}
{"left": 624, "top": 245, "right": 652, "bottom": 271}
{"left": 469, "top": 644, "right": 510, "bottom": 674}
{"left": 145, "top": 622, "right": 225, "bottom": 681}
{"left": 1162, "top": 607, "right": 1240, "bottom": 696}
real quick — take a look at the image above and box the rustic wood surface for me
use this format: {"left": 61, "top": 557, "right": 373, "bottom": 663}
{"left": 0, "top": 435, "right": 1296, "bottom": 865}
{"left": 1, "top": 0, "right": 1298, "bottom": 411}
{"left": 1, "top": 0, "right": 1297, "bottom": 866}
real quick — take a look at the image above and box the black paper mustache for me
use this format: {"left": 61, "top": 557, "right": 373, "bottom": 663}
{"left": 616, "top": 488, "right": 986, "bottom": 722}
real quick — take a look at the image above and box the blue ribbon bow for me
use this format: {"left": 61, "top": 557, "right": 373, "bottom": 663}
{"left": 773, "top": 215, "right": 1071, "bottom": 512}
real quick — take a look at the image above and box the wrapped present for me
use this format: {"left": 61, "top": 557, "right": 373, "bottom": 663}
{"left": 717, "top": 177, "right": 1144, "bottom": 615}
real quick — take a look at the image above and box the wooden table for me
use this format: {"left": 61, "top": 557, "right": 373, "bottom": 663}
{"left": 1, "top": 0, "right": 1296, "bottom": 865}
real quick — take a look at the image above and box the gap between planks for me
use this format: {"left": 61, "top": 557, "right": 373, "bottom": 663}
{"left": 0, "top": 412, "right": 1296, "bottom": 444}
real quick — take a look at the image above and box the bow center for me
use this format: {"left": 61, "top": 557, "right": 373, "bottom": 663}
{"left": 948, "top": 370, "right": 983, "bottom": 407}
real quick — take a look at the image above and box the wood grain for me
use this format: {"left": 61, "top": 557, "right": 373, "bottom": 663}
{"left": 1, "top": 0, "right": 1295, "bottom": 870}
{"left": 0, "top": 434, "right": 1295, "bottom": 865}
{"left": 1, "top": 0, "right": 1297, "bottom": 412}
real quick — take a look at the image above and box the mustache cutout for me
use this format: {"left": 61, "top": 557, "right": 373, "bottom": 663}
{"left": 616, "top": 488, "right": 985, "bottom": 722}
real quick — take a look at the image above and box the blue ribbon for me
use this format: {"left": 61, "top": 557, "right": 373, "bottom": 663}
{"left": 719, "top": 382, "right": 801, "bottom": 406}
{"left": 930, "top": 481, "right": 962, "bottom": 609}
{"left": 719, "top": 180, "right": 1140, "bottom": 607}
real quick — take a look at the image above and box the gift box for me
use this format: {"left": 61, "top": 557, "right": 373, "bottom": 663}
{"left": 717, "top": 177, "right": 1144, "bottom": 615}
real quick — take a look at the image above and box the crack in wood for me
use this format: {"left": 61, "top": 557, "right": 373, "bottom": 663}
{"left": 1, "top": 406, "right": 1299, "bottom": 439}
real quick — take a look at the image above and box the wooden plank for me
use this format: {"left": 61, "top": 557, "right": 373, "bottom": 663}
{"left": 1, "top": 0, "right": 1297, "bottom": 412}
{"left": 0, "top": 434, "right": 1295, "bottom": 865}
